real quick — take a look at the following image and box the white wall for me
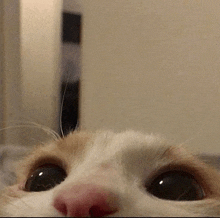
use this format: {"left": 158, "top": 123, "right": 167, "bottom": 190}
{"left": 80, "top": 0, "right": 220, "bottom": 154}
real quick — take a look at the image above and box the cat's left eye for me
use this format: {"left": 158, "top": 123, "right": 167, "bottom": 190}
{"left": 24, "top": 164, "right": 67, "bottom": 192}
{"left": 146, "top": 170, "right": 205, "bottom": 201}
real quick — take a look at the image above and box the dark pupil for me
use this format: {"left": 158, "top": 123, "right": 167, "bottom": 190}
{"left": 147, "top": 170, "right": 204, "bottom": 201}
{"left": 25, "top": 165, "right": 67, "bottom": 192}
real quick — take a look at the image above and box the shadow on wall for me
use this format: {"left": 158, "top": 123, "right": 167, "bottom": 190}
{"left": 60, "top": 12, "right": 81, "bottom": 135}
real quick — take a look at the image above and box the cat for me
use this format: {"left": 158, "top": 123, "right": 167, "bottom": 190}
{"left": 0, "top": 130, "right": 220, "bottom": 217}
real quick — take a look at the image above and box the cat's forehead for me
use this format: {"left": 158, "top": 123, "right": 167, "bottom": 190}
{"left": 92, "top": 130, "right": 184, "bottom": 153}
{"left": 19, "top": 130, "right": 191, "bottom": 178}
{"left": 59, "top": 130, "right": 189, "bottom": 162}
{"left": 38, "top": 130, "right": 189, "bottom": 160}
{"left": 91, "top": 130, "right": 168, "bottom": 153}
{"left": 58, "top": 130, "right": 168, "bottom": 154}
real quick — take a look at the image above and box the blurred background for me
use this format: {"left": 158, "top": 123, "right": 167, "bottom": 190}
{"left": 1, "top": 0, "right": 220, "bottom": 154}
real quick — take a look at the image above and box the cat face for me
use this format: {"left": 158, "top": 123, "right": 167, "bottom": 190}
{"left": 1, "top": 130, "right": 220, "bottom": 217}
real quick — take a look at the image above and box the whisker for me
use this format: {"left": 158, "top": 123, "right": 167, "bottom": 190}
{"left": 59, "top": 72, "right": 72, "bottom": 138}
{"left": 1, "top": 120, "right": 60, "bottom": 140}
{"left": 60, "top": 84, "right": 67, "bottom": 138}
{"left": 27, "top": 137, "right": 46, "bottom": 145}
{"left": 178, "top": 121, "right": 210, "bottom": 147}
{"left": 74, "top": 120, "right": 80, "bottom": 131}
{"left": 0, "top": 123, "right": 60, "bottom": 141}
{"left": 25, "top": 122, "right": 60, "bottom": 140}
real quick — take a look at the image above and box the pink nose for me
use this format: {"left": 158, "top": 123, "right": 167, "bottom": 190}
{"left": 53, "top": 184, "right": 118, "bottom": 217}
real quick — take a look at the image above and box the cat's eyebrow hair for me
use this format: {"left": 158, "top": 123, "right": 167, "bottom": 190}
{"left": 15, "top": 132, "right": 94, "bottom": 181}
{"left": 163, "top": 144, "right": 193, "bottom": 159}
{"left": 55, "top": 131, "right": 94, "bottom": 153}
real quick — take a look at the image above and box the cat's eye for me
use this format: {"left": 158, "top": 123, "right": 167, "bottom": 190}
{"left": 24, "top": 164, "right": 67, "bottom": 192}
{"left": 146, "top": 170, "right": 205, "bottom": 201}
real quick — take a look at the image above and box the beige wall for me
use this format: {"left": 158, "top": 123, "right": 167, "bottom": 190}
{"left": 19, "top": 0, "right": 81, "bottom": 144}
{"left": 63, "top": 0, "right": 82, "bottom": 13}
{"left": 2, "top": 0, "right": 220, "bottom": 153}
{"left": 0, "top": 0, "right": 4, "bottom": 143}
{"left": 1, "top": 0, "right": 23, "bottom": 145}
{"left": 0, "top": 1, "right": 4, "bottom": 143}
{"left": 80, "top": 0, "right": 220, "bottom": 154}
{"left": 20, "top": 0, "right": 62, "bottom": 145}
{"left": 1, "top": 0, "right": 62, "bottom": 146}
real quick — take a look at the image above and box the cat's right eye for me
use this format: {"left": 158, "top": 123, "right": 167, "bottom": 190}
{"left": 24, "top": 164, "right": 67, "bottom": 192}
